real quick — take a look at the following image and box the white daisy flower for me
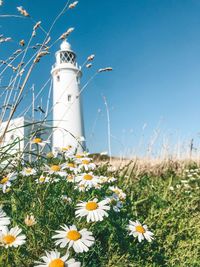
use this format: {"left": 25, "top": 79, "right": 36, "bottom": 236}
{"left": 78, "top": 158, "right": 96, "bottom": 171}
{"left": 52, "top": 224, "right": 95, "bottom": 253}
{"left": 30, "top": 137, "right": 50, "bottom": 147}
{"left": 94, "top": 183, "right": 102, "bottom": 190}
{"left": 24, "top": 214, "right": 37, "bottom": 227}
{"left": 65, "top": 174, "right": 76, "bottom": 183}
{"left": 61, "top": 195, "right": 72, "bottom": 204}
{"left": 36, "top": 175, "right": 50, "bottom": 184}
{"left": 21, "top": 167, "right": 36, "bottom": 176}
{"left": 34, "top": 250, "right": 81, "bottom": 267}
{"left": 99, "top": 176, "right": 117, "bottom": 184}
{"left": 45, "top": 165, "right": 66, "bottom": 177}
{"left": 62, "top": 162, "right": 78, "bottom": 173}
{"left": 109, "top": 186, "right": 126, "bottom": 201}
{"left": 74, "top": 152, "right": 90, "bottom": 163}
{"left": 0, "top": 208, "right": 10, "bottom": 230}
{"left": 0, "top": 226, "right": 26, "bottom": 248}
{"left": 75, "top": 198, "right": 110, "bottom": 222}
{"left": 74, "top": 183, "right": 88, "bottom": 192}
{"left": 75, "top": 173, "right": 99, "bottom": 189}
{"left": 0, "top": 172, "right": 17, "bottom": 193}
{"left": 107, "top": 194, "right": 123, "bottom": 212}
{"left": 128, "top": 220, "right": 154, "bottom": 243}
{"left": 55, "top": 146, "right": 74, "bottom": 157}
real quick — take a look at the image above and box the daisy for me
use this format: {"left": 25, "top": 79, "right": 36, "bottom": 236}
{"left": 0, "top": 172, "right": 17, "bottom": 193}
{"left": 34, "top": 250, "right": 81, "bottom": 267}
{"left": 0, "top": 208, "right": 10, "bottom": 230}
{"left": 99, "top": 176, "right": 117, "bottom": 184}
{"left": 78, "top": 158, "right": 96, "bottom": 171}
{"left": 75, "top": 173, "right": 99, "bottom": 189}
{"left": 52, "top": 225, "right": 95, "bottom": 253}
{"left": 45, "top": 165, "right": 66, "bottom": 177}
{"left": 36, "top": 175, "right": 50, "bottom": 184}
{"left": 109, "top": 186, "right": 126, "bottom": 201}
{"left": 107, "top": 194, "right": 123, "bottom": 212}
{"left": 30, "top": 137, "right": 50, "bottom": 147}
{"left": 128, "top": 220, "right": 154, "bottom": 243}
{"left": 62, "top": 162, "right": 78, "bottom": 173}
{"left": 65, "top": 174, "right": 76, "bottom": 183}
{"left": 0, "top": 226, "right": 26, "bottom": 248}
{"left": 74, "top": 152, "right": 89, "bottom": 161}
{"left": 75, "top": 198, "right": 110, "bottom": 222}
{"left": 24, "top": 215, "right": 37, "bottom": 227}
{"left": 21, "top": 167, "right": 36, "bottom": 176}
{"left": 55, "top": 146, "right": 74, "bottom": 158}
{"left": 61, "top": 195, "right": 72, "bottom": 204}
{"left": 74, "top": 183, "right": 88, "bottom": 192}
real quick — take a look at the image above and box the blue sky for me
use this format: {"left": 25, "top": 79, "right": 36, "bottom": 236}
{"left": 1, "top": 0, "right": 200, "bottom": 156}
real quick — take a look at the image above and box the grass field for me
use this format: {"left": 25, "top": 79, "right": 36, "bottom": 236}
{"left": 0, "top": 147, "right": 199, "bottom": 267}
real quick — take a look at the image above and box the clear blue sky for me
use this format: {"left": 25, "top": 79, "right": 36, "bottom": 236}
{"left": 1, "top": 0, "right": 200, "bottom": 156}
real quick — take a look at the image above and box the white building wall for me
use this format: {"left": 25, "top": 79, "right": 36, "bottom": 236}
{"left": 0, "top": 117, "right": 52, "bottom": 159}
{"left": 0, "top": 117, "right": 25, "bottom": 153}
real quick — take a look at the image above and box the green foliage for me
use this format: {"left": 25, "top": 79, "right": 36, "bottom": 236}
{"left": 0, "top": 149, "right": 199, "bottom": 267}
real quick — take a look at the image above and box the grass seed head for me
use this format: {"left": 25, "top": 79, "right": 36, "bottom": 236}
{"left": 98, "top": 67, "right": 113, "bottom": 73}
{"left": 19, "top": 40, "right": 25, "bottom": 46}
{"left": 86, "top": 63, "right": 92, "bottom": 68}
{"left": 69, "top": 1, "right": 79, "bottom": 9}
{"left": 87, "top": 54, "right": 95, "bottom": 61}
{"left": 33, "top": 21, "right": 41, "bottom": 31}
{"left": 17, "top": 6, "right": 30, "bottom": 17}
{"left": 59, "top": 27, "right": 75, "bottom": 40}
{"left": 34, "top": 51, "right": 50, "bottom": 63}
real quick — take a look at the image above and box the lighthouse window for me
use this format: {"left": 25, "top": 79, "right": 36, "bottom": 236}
{"left": 57, "top": 75, "right": 60, "bottom": 82}
{"left": 76, "top": 76, "right": 80, "bottom": 84}
{"left": 68, "top": 95, "right": 72, "bottom": 102}
{"left": 60, "top": 52, "right": 76, "bottom": 64}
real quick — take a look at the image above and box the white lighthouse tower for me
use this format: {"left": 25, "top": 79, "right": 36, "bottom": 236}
{"left": 51, "top": 39, "right": 85, "bottom": 151}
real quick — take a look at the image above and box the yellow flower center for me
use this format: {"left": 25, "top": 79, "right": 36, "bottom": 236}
{"left": 135, "top": 225, "right": 145, "bottom": 234}
{"left": 49, "top": 259, "right": 64, "bottom": 267}
{"left": 3, "top": 235, "right": 16, "bottom": 245}
{"left": 76, "top": 154, "right": 83, "bottom": 158}
{"left": 67, "top": 175, "right": 73, "bottom": 181}
{"left": 0, "top": 177, "right": 9, "bottom": 184}
{"left": 50, "top": 165, "right": 61, "bottom": 172}
{"left": 68, "top": 163, "right": 75, "bottom": 168}
{"left": 82, "top": 160, "right": 90, "bottom": 165}
{"left": 86, "top": 201, "right": 98, "bottom": 211}
{"left": 25, "top": 168, "right": 33, "bottom": 174}
{"left": 67, "top": 230, "right": 81, "bottom": 241}
{"left": 33, "top": 137, "right": 42, "bottom": 144}
{"left": 62, "top": 146, "right": 72, "bottom": 151}
{"left": 83, "top": 174, "right": 93, "bottom": 180}
{"left": 39, "top": 177, "right": 45, "bottom": 182}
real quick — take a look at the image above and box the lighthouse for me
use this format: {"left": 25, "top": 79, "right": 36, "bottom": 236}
{"left": 51, "top": 39, "right": 85, "bottom": 151}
